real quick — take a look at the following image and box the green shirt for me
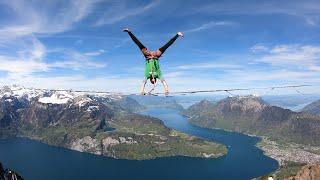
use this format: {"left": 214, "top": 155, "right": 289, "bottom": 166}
{"left": 144, "top": 58, "right": 162, "bottom": 79}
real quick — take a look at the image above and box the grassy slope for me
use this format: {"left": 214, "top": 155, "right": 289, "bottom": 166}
{"left": 19, "top": 112, "right": 227, "bottom": 160}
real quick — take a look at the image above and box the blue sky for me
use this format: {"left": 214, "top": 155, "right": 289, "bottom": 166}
{"left": 0, "top": 0, "right": 319, "bottom": 95}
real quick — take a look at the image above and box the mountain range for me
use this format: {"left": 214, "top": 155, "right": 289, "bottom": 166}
{"left": 186, "top": 95, "right": 320, "bottom": 146}
{"left": 0, "top": 85, "right": 226, "bottom": 160}
{"left": 129, "top": 95, "right": 185, "bottom": 111}
{"left": 301, "top": 99, "right": 320, "bottom": 116}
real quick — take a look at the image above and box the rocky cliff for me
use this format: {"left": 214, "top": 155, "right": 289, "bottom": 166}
{"left": 286, "top": 164, "right": 320, "bottom": 180}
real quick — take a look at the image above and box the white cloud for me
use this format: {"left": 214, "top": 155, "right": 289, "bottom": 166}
{"left": 0, "top": 37, "right": 106, "bottom": 74}
{"left": 0, "top": 1, "right": 106, "bottom": 74}
{"left": 250, "top": 44, "right": 269, "bottom": 53}
{"left": 195, "top": 1, "right": 320, "bottom": 26}
{"left": 0, "top": 56, "right": 49, "bottom": 74}
{"left": 0, "top": 36, "right": 49, "bottom": 74}
{"left": 0, "top": 74, "right": 142, "bottom": 93}
{"left": 184, "top": 21, "right": 235, "bottom": 34}
{"left": 84, "top": 49, "right": 106, "bottom": 56}
{"left": 256, "top": 44, "right": 320, "bottom": 70}
{"left": 49, "top": 49, "right": 106, "bottom": 70}
{"left": 177, "top": 62, "right": 242, "bottom": 70}
{"left": 165, "top": 71, "right": 184, "bottom": 78}
{"left": 0, "top": 0, "right": 101, "bottom": 38}
{"left": 94, "top": 0, "right": 160, "bottom": 26}
{"left": 224, "top": 69, "right": 317, "bottom": 82}
{"left": 1, "top": 64, "right": 319, "bottom": 95}
{"left": 305, "top": 16, "right": 320, "bottom": 26}
{"left": 51, "top": 60, "right": 105, "bottom": 70}
{"left": 21, "top": 37, "right": 46, "bottom": 60}
{"left": 309, "top": 65, "right": 320, "bottom": 71}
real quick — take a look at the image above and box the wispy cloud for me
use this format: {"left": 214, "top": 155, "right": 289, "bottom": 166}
{"left": 0, "top": 56, "right": 49, "bottom": 74}
{"left": 184, "top": 21, "right": 235, "bottom": 33}
{"left": 250, "top": 44, "right": 269, "bottom": 53}
{"left": 84, "top": 49, "right": 106, "bottom": 56}
{"left": 48, "top": 49, "right": 107, "bottom": 70}
{"left": 0, "top": 0, "right": 101, "bottom": 38}
{"left": 0, "top": 1, "right": 106, "bottom": 75}
{"left": 195, "top": 1, "right": 320, "bottom": 26}
{"left": 0, "top": 36, "right": 49, "bottom": 74}
{"left": 256, "top": 44, "right": 320, "bottom": 71}
{"left": 224, "top": 69, "right": 317, "bottom": 82}
{"left": 94, "top": 0, "right": 161, "bottom": 26}
{"left": 177, "top": 61, "right": 242, "bottom": 70}
{"left": 0, "top": 37, "right": 106, "bottom": 75}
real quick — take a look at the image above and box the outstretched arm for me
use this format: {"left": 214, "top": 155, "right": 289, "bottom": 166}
{"left": 140, "top": 79, "right": 147, "bottom": 95}
{"left": 158, "top": 32, "right": 183, "bottom": 54}
{"left": 123, "top": 28, "right": 146, "bottom": 50}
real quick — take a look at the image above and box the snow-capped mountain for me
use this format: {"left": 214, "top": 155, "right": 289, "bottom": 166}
{"left": 0, "top": 85, "right": 144, "bottom": 135}
{"left": 0, "top": 85, "right": 143, "bottom": 142}
{"left": 0, "top": 85, "right": 123, "bottom": 106}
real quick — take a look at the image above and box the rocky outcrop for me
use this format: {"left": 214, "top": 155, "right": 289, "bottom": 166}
{"left": 71, "top": 136, "right": 101, "bottom": 155}
{"left": 102, "top": 137, "right": 120, "bottom": 148}
{"left": 286, "top": 164, "right": 320, "bottom": 180}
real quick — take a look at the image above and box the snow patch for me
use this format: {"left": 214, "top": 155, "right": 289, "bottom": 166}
{"left": 39, "top": 93, "right": 72, "bottom": 104}
{"left": 5, "top": 99, "right": 13, "bottom": 102}
{"left": 1, "top": 85, "right": 125, "bottom": 105}
{"left": 75, "top": 97, "right": 93, "bottom": 107}
{"left": 87, "top": 106, "right": 99, "bottom": 112}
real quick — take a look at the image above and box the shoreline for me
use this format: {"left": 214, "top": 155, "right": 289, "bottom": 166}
{"left": 186, "top": 118, "right": 320, "bottom": 167}
{"left": 256, "top": 137, "right": 320, "bottom": 166}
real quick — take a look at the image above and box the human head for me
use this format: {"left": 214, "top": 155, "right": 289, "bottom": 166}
{"left": 150, "top": 77, "right": 157, "bottom": 84}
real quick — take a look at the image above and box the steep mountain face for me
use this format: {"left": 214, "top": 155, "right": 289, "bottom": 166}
{"left": 301, "top": 100, "right": 320, "bottom": 115}
{"left": 114, "top": 96, "right": 144, "bottom": 112}
{"left": 0, "top": 85, "right": 227, "bottom": 160}
{"left": 22, "top": 95, "right": 113, "bottom": 127}
{"left": 186, "top": 95, "right": 320, "bottom": 145}
{"left": 0, "top": 96, "right": 28, "bottom": 137}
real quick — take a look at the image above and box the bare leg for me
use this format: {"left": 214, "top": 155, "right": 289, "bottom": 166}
{"left": 161, "top": 79, "right": 169, "bottom": 96}
{"left": 158, "top": 32, "right": 183, "bottom": 54}
{"left": 123, "top": 28, "right": 146, "bottom": 50}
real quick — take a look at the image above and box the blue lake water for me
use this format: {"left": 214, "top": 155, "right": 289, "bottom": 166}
{"left": 0, "top": 108, "right": 278, "bottom": 180}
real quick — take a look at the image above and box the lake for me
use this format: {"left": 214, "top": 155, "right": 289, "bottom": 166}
{"left": 0, "top": 108, "right": 278, "bottom": 180}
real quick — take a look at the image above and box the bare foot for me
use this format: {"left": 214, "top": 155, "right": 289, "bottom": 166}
{"left": 177, "top": 32, "right": 184, "bottom": 37}
{"left": 123, "top": 28, "right": 130, "bottom": 32}
{"left": 140, "top": 91, "right": 146, "bottom": 96}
